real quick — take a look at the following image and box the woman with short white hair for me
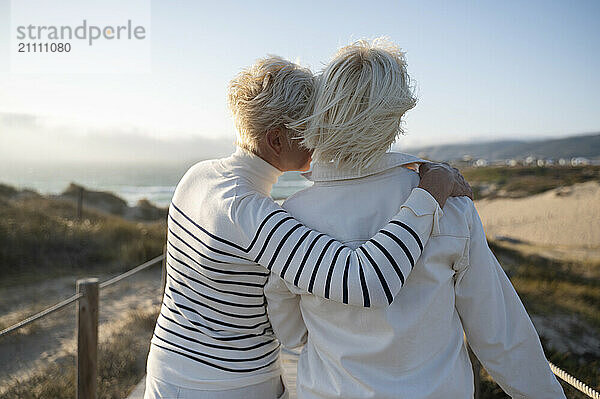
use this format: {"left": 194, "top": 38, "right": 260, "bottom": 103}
{"left": 144, "top": 54, "right": 470, "bottom": 399}
{"left": 299, "top": 39, "right": 417, "bottom": 170}
{"left": 266, "top": 38, "right": 565, "bottom": 399}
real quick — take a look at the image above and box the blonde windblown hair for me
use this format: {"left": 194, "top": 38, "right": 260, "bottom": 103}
{"left": 228, "top": 56, "right": 314, "bottom": 154}
{"left": 291, "top": 38, "right": 417, "bottom": 170}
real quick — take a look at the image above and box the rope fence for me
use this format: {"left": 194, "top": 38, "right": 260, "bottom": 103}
{"left": 99, "top": 254, "right": 166, "bottom": 289}
{"left": 0, "top": 252, "right": 598, "bottom": 398}
{"left": 0, "top": 254, "right": 165, "bottom": 399}
{"left": 0, "top": 292, "right": 83, "bottom": 338}
{"left": 549, "top": 361, "right": 600, "bottom": 399}
{"left": 0, "top": 254, "right": 165, "bottom": 339}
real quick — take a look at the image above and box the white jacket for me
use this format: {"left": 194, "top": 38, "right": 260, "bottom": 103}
{"left": 265, "top": 152, "right": 565, "bottom": 399}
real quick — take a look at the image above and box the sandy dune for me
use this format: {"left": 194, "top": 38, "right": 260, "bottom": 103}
{"left": 475, "top": 181, "right": 600, "bottom": 261}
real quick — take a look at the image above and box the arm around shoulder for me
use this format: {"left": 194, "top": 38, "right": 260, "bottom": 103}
{"left": 232, "top": 187, "right": 442, "bottom": 308}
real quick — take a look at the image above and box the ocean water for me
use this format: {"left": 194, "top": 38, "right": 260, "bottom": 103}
{"left": 0, "top": 161, "right": 311, "bottom": 207}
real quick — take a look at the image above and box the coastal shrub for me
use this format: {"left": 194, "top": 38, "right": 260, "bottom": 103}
{"left": 0, "top": 185, "right": 166, "bottom": 286}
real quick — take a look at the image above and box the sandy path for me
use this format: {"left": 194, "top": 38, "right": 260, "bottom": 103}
{"left": 0, "top": 267, "right": 162, "bottom": 392}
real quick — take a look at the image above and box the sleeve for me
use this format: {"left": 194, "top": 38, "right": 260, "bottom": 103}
{"left": 454, "top": 202, "right": 565, "bottom": 398}
{"left": 264, "top": 273, "right": 307, "bottom": 348}
{"left": 232, "top": 187, "right": 443, "bottom": 308}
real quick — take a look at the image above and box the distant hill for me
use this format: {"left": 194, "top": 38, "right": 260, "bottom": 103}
{"left": 403, "top": 133, "right": 600, "bottom": 162}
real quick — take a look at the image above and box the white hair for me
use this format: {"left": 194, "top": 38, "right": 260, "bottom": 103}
{"left": 290, "top": 38, "right": 417, "bottom": 170}
{"left": 227, "top": 56, "right": 314, "bottom": 154}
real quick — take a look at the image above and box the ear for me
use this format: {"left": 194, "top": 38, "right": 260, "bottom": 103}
{"left": 265, "top": 128, "right": 284, "bottom": 155}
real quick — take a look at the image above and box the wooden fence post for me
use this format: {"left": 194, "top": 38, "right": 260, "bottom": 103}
{"left": 77, "top": 278, "right": 99, "bottom": 399}
{"left": 77, "top": 187, "right": 84, "bottom": 220}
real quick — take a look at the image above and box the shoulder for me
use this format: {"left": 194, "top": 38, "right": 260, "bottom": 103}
{"left": 172, "top": 159, "right": 215, "bottom": 200}
{"left": 187, "top": 159, "right": 217, "bottom": 176}
{"left": 443, "top": 196, "right": 475, "bottom": 212}
{"left": 172, "top": 157, "right": 243, "bottom": 222}
{"left": 282, "top": 186, "right": 314, "bottom": 213}
{"left": 175, "top": 159, "right": 217, "bottom": 190}
{"left": 435, "top": 196, "right": 475, "bottom": 238}
{"left": 231, "top": 188, "right": 282, "bottom": 227}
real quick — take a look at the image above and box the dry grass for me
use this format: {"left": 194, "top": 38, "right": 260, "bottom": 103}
{"left": 478, "top": 242, "right": 600, "bottom": 398}
{"left": 0, "top": 307, "right": 159, "bottom": 399}
{"left": 0, "top": 184, "right": 164, "bottom": 397}
{"left": 0, "top": 194, "right": 166, "bottom": 288}
{"left": 480, "top": 348, "right": 600, "bottom": 399}
{"left": 461, "top": 165, "right": 600, "bottom": 200}
{"left": 490, "top": 242, "right": 600, "bottom": 329}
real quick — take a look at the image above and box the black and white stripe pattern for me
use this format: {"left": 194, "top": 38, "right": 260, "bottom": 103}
{"left": 151, "top": 191, "right": 430, "bottom": 373}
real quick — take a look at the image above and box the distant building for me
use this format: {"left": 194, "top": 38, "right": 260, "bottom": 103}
{"left": 571, "top": 157, "right": 590, "bottom": 166}
{"left": 559, "top": 158, "right": 567, "bottom": 166}
{"left": 474, "top": 158, "right": 488, "bottom": 167}
{"left": 506, "top": 159, "right": 518, "bottom": 167}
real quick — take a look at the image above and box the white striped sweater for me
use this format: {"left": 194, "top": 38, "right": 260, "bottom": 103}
{"left": 146, "top": 148, "right": 442, "bottom": 390}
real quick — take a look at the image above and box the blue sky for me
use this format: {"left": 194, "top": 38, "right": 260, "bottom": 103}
{"left": 0, "top": 0, "right": 599, "bottom": 153}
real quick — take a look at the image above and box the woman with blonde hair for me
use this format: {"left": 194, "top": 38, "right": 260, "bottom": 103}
{"left": 266, "top": 38, "right": 565, "bottom": 399}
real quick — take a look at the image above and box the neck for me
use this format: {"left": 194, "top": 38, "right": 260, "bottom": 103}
{"left": 226, "top": 147, "right": 283, "bottom": 196}
{"left": 255, "top": 147, "right": 285, "bottom": 172}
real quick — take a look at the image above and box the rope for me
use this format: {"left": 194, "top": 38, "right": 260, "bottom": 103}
{"left": 549, "top": 361, "right": 600, "bottom": 399}
{"left": 0, "top": 293, "right": 83, "bottom": 338}
{"left": 0, "top": 254, "right": 165, "bottom": 338}
{"left": 99, "top": 254, "right": 164, "bottom": 289}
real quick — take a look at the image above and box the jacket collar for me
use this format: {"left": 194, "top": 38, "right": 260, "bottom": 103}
{"left": 303, "top": 152, "right": 427, "bottom": 182}
{"left": 224, "top": 147, "right": 283, "bottom": 195}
